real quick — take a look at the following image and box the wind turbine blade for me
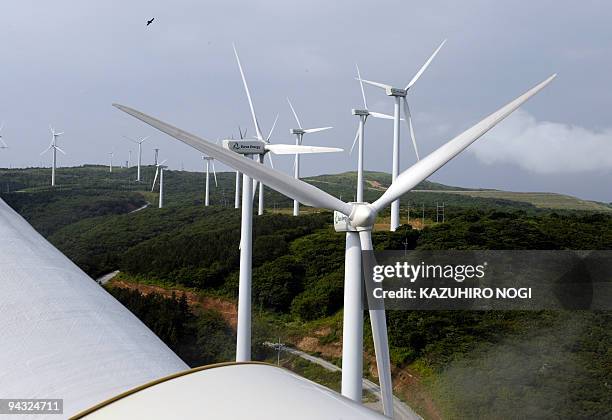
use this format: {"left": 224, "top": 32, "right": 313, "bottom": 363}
{"left": 369, "top": 111, "right": 395, "bottom": 120}
{"left": 40, "top": 144, "right": 53, "bottom": 155}
{"left": 55, "top": 146, "right": 67, "bottom": 155}
{"left": 359, "top": 230, "right": 393, "bottom": 417}
{"left": 265, "top": 144, "right": 343, "bottom": 155}
{"left": 357, "top": 78, "right": 392, "bottom": 90}
{"left": 49, "top": 125, "right": 54, "bottom": 135}
{"left": 0, "top": 138, "right": 7, "bottom": 148}
{"left": 113, "top": 103, "right": 352, "bottom": 215}
{"left": 373, "top": 74, "right": 557, "bottom": 212}
{"left": 405, "top": 39, "right": 447, "bottom": 90}
{"left": 267, "top": 152, "right": 274, "bottom": 169}
{"left": 151, "top": 167, "right": 159, "bottom": 192}
{"left": 0, "top": 122, "right": 4, "bottom": 132}
{"left": 303, "top": 127, "right": 333, "bottom": 134}
{"left": 286, "top": 97, "right": 302, "bottom": 129}
{"left": 233, "top": 44, "right": 264, "bottom": 140}
{"left": 349, "top": 126, "right": 359, "bottom": 155}
{"left": 212, "top": 161, "right": 218, "bottom": 187}
{"left": 356, "top": 64, "right": 368, "bottom": 109}
{"left": 266, "top": 113, "right": 279, "bottom": 142}
{"left": 402, "top": 97, "right": 419, "bottom": 160}
{"left": 55, "top": 132, "right": 64, "bottom": 136}
{"left": 139, "top": 135, "right": 150, "bottom": 143}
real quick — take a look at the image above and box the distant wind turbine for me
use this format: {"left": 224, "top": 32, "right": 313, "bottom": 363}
{"left": 151, "top": 159, "right": 168, "bottom": 208}
{"left": 123, "top": 135, "right": 149, "bottom": 181}
{"left": 360, "top": 39, "right": 446, "bottom": 231}
{"left": 40, "top": 126, "right": 65, "bottom": 187}
{"left": 286, "top": 98, "right": 333, "bottom": 216}
{"left": 109, "top": 151, "right": 114, "bottom": 173}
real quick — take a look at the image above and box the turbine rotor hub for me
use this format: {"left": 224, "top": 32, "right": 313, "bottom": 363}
{"left": 348, "top": 202, "right": 376, "bottom": 229}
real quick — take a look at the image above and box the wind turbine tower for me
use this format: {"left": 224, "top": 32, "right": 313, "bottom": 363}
{"left": 286, "top": 98, "right": 332, "bottom": 216}
{"left": 41, "top": 126, "right": 65, "bottom": 187}
{"left": 202, "top": 155, "right": 217, "bottom": 206}
{"left": 361, "top": 40, "right": 446, "bottom": 231}
{"left": 109, "top": 152, "right": 114, "bottom": 173}
{"left": 0, "top": 123, "right": 7, "bottom": 151}
{"left": 151, "top": 159, "right": 168, "bottom": 208}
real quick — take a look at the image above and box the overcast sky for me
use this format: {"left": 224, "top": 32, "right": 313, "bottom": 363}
{"left": 0, "top": 1, "right": 611, "bottom": 201}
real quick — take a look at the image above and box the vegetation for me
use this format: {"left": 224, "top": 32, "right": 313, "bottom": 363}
{"left": 1, "top": 165, "right": 610, "bottom": 419}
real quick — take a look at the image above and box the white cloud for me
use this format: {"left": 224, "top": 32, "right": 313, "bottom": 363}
{"left": 470, "top": 110, "right": 612, "bottom": 174}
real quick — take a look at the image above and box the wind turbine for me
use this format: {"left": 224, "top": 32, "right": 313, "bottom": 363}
{"left": 115, "top": 72, "right": 556, "bottom": 417}
{"left": 220, "top": 130, "right": 341, "bottom": 363}
{"left": 286, "top": 98, "right": 333, "bottom": 216}
{"left": 109, "top": 151, "right": 114, "bottom": 173}
{"left": 350, "top": 65, "right": 397, "bottom": 203}
{"left": 40, "top": 126, "right": 65, "bottom": 187}
{"left": 128, "top": 150, "right": 132, "bottom": 168}
{"left": 202, "top": 155, "right": 217, "bottom": 206}
{"left": 123, "top": 135, "right": 149, "bottom": 181}
{"left": 0, "top": 123, "right": 7, "bottom": 150}
{"left": 151, "top": 159, "right": 168, "bottom": 208}
{"left": 360, "top": 40, "right": 446, "bottom": 231}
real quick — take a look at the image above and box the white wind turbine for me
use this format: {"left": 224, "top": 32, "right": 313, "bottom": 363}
{"left": 360, "top": 40, "right": 446, "bottom": 231}
{"left": 123, "top": 135, "right": 149, "bottom": 181}
{"left": 0, "top": 123, "right": 7, "bottom": 150}
{"left": 109, "top": 151, "right": 114, "bottom": 173}
{"left": 151, "top": 159, "right": 168, "bottom": 208}
{"left": 115, "top": 72, "right": 555, "bottom": 417}
{"left": 286, "top": 98, "right": 333, "bottom": 216}
{"left": 202, "top": 155, "right": 217, "bottom": 206}
{"left": 350, "top": 65, "right": 397, "bottom": 203}
{"left": 40, "top": 126, "right": 65, "bottom": 187}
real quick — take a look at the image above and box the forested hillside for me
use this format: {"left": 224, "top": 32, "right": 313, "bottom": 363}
{"left": 1, "top": 166, "right": 610, "bottom": 419}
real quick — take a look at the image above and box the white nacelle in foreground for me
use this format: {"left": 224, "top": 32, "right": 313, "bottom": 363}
{"left": 73, "top": 363, "right": 386, "bottom": 420}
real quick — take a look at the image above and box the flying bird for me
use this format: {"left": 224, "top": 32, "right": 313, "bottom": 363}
{"left": 146, "top": 18, "right": 154, "bottom": 26}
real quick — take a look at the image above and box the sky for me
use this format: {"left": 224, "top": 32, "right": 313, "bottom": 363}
{"left": 0, "top": 1, "right": 611, "bottom": 201}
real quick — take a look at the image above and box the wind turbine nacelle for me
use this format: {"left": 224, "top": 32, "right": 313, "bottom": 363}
{"left": 333, "top": 211, "right": 357, "bottom": 232}
{"left": 222, "top": 139, "right": 266, "bottom": 155}
{"left": 387, "top": 87, "right": 406, "bottom": 97}
{"left": 290, "top": 128, "right": 305, "bottom": 135}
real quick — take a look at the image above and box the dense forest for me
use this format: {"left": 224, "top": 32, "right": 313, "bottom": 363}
{"left": 1, "top": 166, "right": 611, "bottom": 419}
